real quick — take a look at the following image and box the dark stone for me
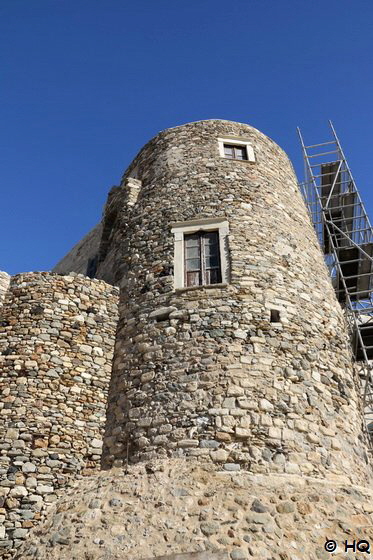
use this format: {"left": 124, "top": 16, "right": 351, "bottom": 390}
{"left": 250, "top": 499, "right": 268, "bottom": 513}
{"left": 89, "top": 499, "right": 101, "bottom": 509}
{"left": 158, "top": 264, "right": 174, "bottom": 277}
{"left": 230, "top": 550, "right": 247, "bottom": 560}
{"left": 261, "top": 448, "right": 272, "bottom": 461}
{"left": 109, "top": 498, "right": 123, "bottom": 507}
{"left": 86, "top": 307, "right": 97, "bottom": 314}
{"left": 2, "top": 347, "right": 16, "bottom": 355}
{"left": 30, "top": 305, "right": 44, "bottom": 315}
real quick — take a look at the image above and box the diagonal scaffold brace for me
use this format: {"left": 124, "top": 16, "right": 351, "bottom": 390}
{"left": 298, "top": 121, "right": 373, "bottom": 451}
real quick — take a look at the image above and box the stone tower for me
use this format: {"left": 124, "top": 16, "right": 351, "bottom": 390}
{"left": 6, "top": 119, "right": 373, "bottom": 560}
{"left": 100, "top": 119, "right": 371, "bottom": 485}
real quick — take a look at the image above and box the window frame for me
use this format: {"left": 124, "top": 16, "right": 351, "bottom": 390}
{"left": 171, "top": 218, "right": 230, "bottom": 290}
{"left": 218, "top": 136, "right": 256, "bottom": 162}
{"left": 184, "top": 230, "right": 222, "bottom": 287}
{"left": 223, "top": 144, "right": 248, "bottom": 161}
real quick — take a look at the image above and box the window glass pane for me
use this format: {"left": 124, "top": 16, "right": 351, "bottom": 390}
{"left": 205, "top": 256, "right": 219, "bottom": 268}
{"left": 204, "top": 232, "right": 219, "bottom": 245}
{"left": 183, "top": 229, "right": 222, "bottom": 288}
{"left": 234, "top": 146, "right": 247, "bottom": 160}
{"left": 186, "top": 271, "right": 201, "bottom": 287}
{"left": 202, "top": 231, "right": 221, "bottom": 285}
{"left": 186, "top": 259, "right": 201, "bottom": 271}
{"left": 204, "top": 244, "right": 218, "bottom": 256}
{"left": 224, "top": 145, "right": 234, "bottom": 158}
{"left": 185, "top": 234, "right": 199, "bottom": 247}
{"left": 224, "top": 144, "right": 248, "bottom": 160}
{"left": 205, "top": 269, "right": 222, "bottom": 285}
{"left": 185, "top": 246, "right": 200, "bottom": 259}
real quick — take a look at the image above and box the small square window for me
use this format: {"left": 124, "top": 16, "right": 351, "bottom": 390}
{"left": 218, "top": 137, "right": 255, "bottom": 162}
{"left": 223, "top": 144, "right": 248, "bottom": 161}
{"left": 270, "top": 309, "right": 281, "bottom": 323}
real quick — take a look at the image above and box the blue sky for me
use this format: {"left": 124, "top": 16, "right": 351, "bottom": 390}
{"left": 1, "top": 0, "right": 373, "bottom": 275}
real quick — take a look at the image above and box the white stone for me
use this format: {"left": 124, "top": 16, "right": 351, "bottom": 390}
{"left": 259, "top": 399, "right": 274, "bottom": 412}
{"left": 22, "top": 462, "right": 37, "bottom": 473}
{"left": 294, "top": 419, "right": 308, "bottom": 433}
{"left": 234, "top": 329, "right": 247, "bottom": 339}
{"left": 36, "top": 485, "right": 54, "bottom": 495}
{"left": 10, "top": 486, "right": 28, "bottom": 497}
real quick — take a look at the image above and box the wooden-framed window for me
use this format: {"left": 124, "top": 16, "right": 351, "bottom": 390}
{"left": 171, "top": 218, "right": 229, "bottom": 290}
{"left": 218, "top": 137, "right": 255, "bottom": 162}
{"left": 223, "top": 143, "right": 248, "bottom": 161}
{"left": 184, "top": 230, "right": 222, "bottom": 287}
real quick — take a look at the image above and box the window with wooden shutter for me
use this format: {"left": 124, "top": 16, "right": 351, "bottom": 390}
{"left": 184, "top": 231, "right": 222, "bottom": 287}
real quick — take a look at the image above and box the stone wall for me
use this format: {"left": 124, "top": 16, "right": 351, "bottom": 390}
{"left": 95, "top": 177, "right": 142, "bottom": 285}
{"left": 0, "top": 272, "right": 118, "bottom": 555}
{"left": 102, "top": 120, "right": 372, "bottom": 486}
{"left": 13, "top": 459, "right": 373, "bottom": 560}
{"left": 0, "top": 273, "right": 10, "bottom": 307}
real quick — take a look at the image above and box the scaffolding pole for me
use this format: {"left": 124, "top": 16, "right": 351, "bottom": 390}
{"left": 298, "top": 122, "right": 373, "bottom": 450}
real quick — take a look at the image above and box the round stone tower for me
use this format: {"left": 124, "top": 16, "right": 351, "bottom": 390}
{"left": 102, "top": 120, "right": 371, "bottom": 485}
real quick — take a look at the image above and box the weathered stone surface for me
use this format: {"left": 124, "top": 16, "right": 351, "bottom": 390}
{"left": 11, "top": 460, "right": 373, "bottom": 560}
{"left": 145, "top": 553, "right": 228, "bottom": 560}
{"left": 0, "top": 271, "right": 10, "bottom": 307}
{"left": 148, "top": 307, "right": 177, "bottom": 321}
{"left": 0, "top": 272, "right": 118, "bottom": 553}
{"left": 99, "top": 120, "right": 371, "bottom": 490}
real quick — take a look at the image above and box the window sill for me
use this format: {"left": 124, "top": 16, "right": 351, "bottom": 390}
{"left": 175, "top": 283, "right": 228, "bottom": 294}
{"left": 221, "top": 157, "right": 255, "bottom": 164}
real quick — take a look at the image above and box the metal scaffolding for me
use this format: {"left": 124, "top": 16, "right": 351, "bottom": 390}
{"left": 297, "top": 121, "right": 373, "bottom": 446}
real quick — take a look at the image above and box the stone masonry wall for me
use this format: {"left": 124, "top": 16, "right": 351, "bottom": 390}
{"left": 0, "top": 272, "right": 118, "bottom": 555}
{"left": 102, "top": 120, "right": 372, "bottom": 487}
{"left": 95, "top": 177, "right": 142, "bottom": 286}
{"left": 0, "top": 273, "right": 10, "bottom": 307}
{"left": 13, "top": 459, "right": 373, "bottom": 560}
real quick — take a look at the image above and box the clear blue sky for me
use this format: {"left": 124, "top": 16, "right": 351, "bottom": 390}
{"left": 2, "top": 0, "right": 373, "bottom": 275}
